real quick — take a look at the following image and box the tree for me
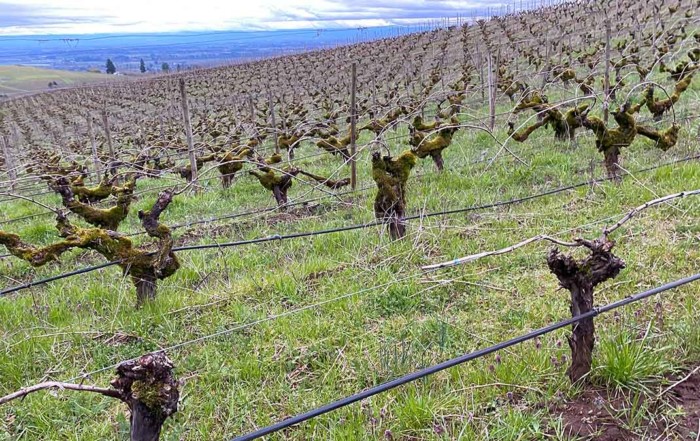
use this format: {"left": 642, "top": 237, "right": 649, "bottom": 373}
{"left": 161, "top": 62, "right": 170, "bottom": 73}
{"left": 105, "top": 58, "right": 116, "bottom": 74}
{"left": 139, "top": 58, "right": 146, "bottom": 73}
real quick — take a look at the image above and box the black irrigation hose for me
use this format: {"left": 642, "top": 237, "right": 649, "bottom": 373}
{"left": 0, "top": 149, "right": 355, "bottom": 227}
{"left": 230, "top": 272, "right": 700, "bottom": 441}
{"left": 0, "top": 261, "right": 121, "bottom": 294}
{"left": 409, "top": 154, "right": 700, "bottom": 221}
{"left": 2, "top": 154, "right": 699, "bottom": 297}
{"left": 0, "top": 146, "right": 339, "bottom": 204}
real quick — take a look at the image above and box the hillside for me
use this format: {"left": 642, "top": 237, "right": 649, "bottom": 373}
{"left": 0, "top": 65, "right": 120, "bottom": 98}
{"left": 1, "top": 0, "right": 700, "bottom": 439}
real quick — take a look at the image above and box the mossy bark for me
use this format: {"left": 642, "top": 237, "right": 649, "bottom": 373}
{"left": 111, "top": 353, "right": 179, "bottom": 441}
{"left": 580, "top": 104, "right": 641, "bottom": 181}
{"left": 603, "top": 147, "right": 621, "bottom": 181}
{"left": 511, "top": 104, "right": 588, "bottom": 143}
{"left": 547, "top": 238, "right": 625, "bottom": 383}
{"left": 645, "top": 74, "right": 693, "bottom": 121}
{"left": 372, "top": 151, "right": 417, "bottom": 239}
{"left": 249, "top": 168, "right": 299, "bottom": 208}
{"left": 52, "top": 177, "right": 136, "bottom": 231}
{"left": 411, "top": 125, "right": 458, "bottom": 171}
{"left": 176, "top": 153, "right": 217, "bottom": 182}
{"left": 135, "top": 275, "right": 157, "bottom": 306}
{"left": 298, "top": 170, "right": 350, "bottom": 189}
{"left": 217, "top": 148, "right": 251, "bottom": 189}
{"left": 1, "top": 191, "right": 179, "bottom": 306}
{"left": 636, "top": 124, "right": 680, "bottom": 151}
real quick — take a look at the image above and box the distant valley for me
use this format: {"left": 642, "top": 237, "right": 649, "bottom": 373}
{"left": 0, "top": 26, "right": 417, "bottom": 74}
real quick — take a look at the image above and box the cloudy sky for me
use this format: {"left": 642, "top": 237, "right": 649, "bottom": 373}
{"left": 0, "top": 0, "right": 504, "bottom": 35}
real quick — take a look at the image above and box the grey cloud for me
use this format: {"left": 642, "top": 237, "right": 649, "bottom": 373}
{"left": 272, "top": 0, "right": 501, "bottom": 22}
{"left": 0, "top": 2, "right": 114, "bottom": 28}
{"left": 0, "top": 0, "right": 502, "bottom": 34}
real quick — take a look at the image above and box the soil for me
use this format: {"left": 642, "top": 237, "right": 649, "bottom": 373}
{"left": 551, "top": 367, "right": 700, "bottom": 440}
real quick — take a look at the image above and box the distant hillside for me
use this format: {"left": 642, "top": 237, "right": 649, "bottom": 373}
{"left": 0, "top": 28, "right": 409, "bottom": 74}
{"left": 0, "top": 65, "right": 120, "bottom": 98}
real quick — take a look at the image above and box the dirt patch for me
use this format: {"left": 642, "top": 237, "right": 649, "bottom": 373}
{"left": 552, "top": 388, "right": 639, "bottom": 440}
{"left": 669, "top": 368, "right": 700, "bottom": 440}
{"left": 551, "top": 367, "right": 700, "bottom": 440}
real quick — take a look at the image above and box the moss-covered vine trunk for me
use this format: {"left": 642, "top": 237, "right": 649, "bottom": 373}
{"left": 430, "top": 151, "right": 445, "bottom": 171}
{"left": 603, "top": 146, "right": 621, "bottom": 181}
{"left": 111, "top": 353, "right": 179, "bottom": 441}
{"left": 0, "top": 189, "right": 179, "bottom": 307}
{"left": 547, "top": 238, "right": 625, "bottom": 383}
{"left": 135, "top": 275, "right": 158, "bottom": 305}
{"left": 372, "top": 151, "right": 417, "bottom": 240}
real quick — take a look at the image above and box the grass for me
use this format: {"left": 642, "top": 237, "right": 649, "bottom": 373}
{"left": 593, "top": 322, "right": 675, "bottom": 392}
{"left": 0, "top": 65, "right": 120, "bottom": 98}
{"left": 1, "top": 87, "right": 700, "bottom": 440}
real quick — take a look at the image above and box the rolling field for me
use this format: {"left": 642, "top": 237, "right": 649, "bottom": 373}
{"left": 0, "top": 66, "right": 120, "bottom": 98}
{"left": 1, "top": 0, "right": 700, "bottom": 439}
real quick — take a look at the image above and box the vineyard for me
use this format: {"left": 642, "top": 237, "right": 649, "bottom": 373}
{"left": 1, "top": 0, "right": 700, "bottom": 439}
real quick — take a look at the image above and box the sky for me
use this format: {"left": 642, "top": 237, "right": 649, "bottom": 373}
{"left": 0, "top": 0, "right": 505, "bottom": 35}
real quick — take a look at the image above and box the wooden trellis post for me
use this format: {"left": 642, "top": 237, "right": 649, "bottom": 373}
{"left": 178, "top": 78, "right": 199, "bottom": 193}
{"left": 268, "top": 90, "right": 279, "bottom": 154}
{"left": 86, "top": 114, "right": 102, "bottom": 180}
{"left": 1, "top": 135, "right": 17, "bottom": 190}
{"left": 350, "top": 63, "right": 358, "bottom": 190}
{"left": 100, "top": 108, "right": 115, "bottom": 172}
{"left": 603, "top": 19, "right": 611, "bottom": 124}
{"left": 487, "top": 53, "right": 497, "bottom": 131}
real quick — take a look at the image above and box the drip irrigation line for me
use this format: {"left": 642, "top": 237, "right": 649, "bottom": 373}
{"left": 2, "top": 153, "right": 698, "bottom": 296}
{"left": 30, "top": 186, "right": 676, "bottom": 389}
{"left": 0, "top": 261, "right": 120, "bottom": 294}
{"left": 230, "top": 271, "right": 700, "bottom": 441}
{"left": 0, "top": 28, "right": 661, "bottom": 182}
{"left": 62, "top": 271, "right": 422, "bottom": 383}
{"left": 3, "top": 38, "right": 694, "bottom": 204}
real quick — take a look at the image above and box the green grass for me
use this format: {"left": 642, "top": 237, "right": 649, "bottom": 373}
{"left": 1, "top": 90, "right": 700, "bottom": 440}
{"left": 0, "top": 65, "right": 121, "bottom": 97}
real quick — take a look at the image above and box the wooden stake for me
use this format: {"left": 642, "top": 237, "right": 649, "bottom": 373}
{"left": 1, "top": 135, "right": 17, "bottom": 190}
{"left": 350, "top": 63, "right": 358, "bottom": 190}
{"left": 86, "top": 114, "right": 102, "bottom": 180}
{"left": 487, "top": 53, "right": 496, "bottom": 131}
{"left": 541, "top": 36, "right": 551, "bottom": 89}
{"left": 603, "top": 19, "right": 611, "bottom": 124}
{"left": 248, "top": 93, "right": 255, "bottom": 124}
{"left": 478, "top": 47, "right": 486, "bottom": 104}
{"left": 268, "top": 90, "right": 279, "bottom": 154}
{"left": 100, "top": 109, "right": 115, "bottom": 170}
{"left": 178, "top": 78, "right": 199, "bottom": 193}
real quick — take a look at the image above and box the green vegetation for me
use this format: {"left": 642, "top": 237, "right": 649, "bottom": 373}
{"left": 0, "top": 65, "right": 119, "bottom": 98}
{"left": 106, "top": 59, "right": 117, "bottom": 75}
{"left": 0, "top": 0, "right": 699, "bottom": 438}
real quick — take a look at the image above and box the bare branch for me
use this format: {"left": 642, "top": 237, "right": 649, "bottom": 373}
{"left": 422, "top": 234, "right": 579, "bottom": 270}
{"left": 0, "top": 381, "right": 120, "bottom": 406}
{"left": 423, "top": 189, "right": 700, "bottom": 271}
{"left": 603, "top": 189, "right": 700, "bottom": 235}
